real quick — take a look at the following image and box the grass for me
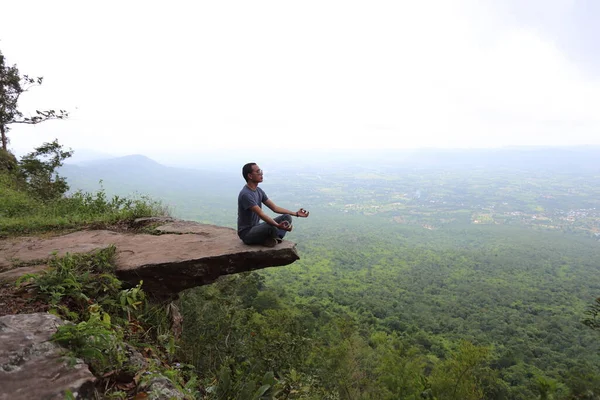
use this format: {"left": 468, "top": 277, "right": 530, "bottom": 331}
{"left": 0, "top": 171, "right": 169, "bottom": 236}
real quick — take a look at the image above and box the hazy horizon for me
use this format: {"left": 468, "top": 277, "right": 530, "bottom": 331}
{"left": 53, "top": 145, "right": 600, "bottom": 175}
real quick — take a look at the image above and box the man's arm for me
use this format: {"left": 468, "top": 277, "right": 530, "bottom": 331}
{"left": 263, "top": 199, "right": 295, "bottom": 215}
{"left": 249, "top": 205, "right": 291, "bottom": 230}
{"left": 264, "top": 199, "right": 309, "bottom": 218}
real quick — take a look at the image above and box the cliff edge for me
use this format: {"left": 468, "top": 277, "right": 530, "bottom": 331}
{"left": 0, "top": 219, "right": 300, "bottom": 297}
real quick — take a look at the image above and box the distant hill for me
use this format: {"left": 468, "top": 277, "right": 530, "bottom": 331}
{"left": 60, "top": 155, "right": 242, "bottom": 214}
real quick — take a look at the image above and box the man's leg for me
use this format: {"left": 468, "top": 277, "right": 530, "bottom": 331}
{"left": 241, "top": 222, "right": 279, "bottom": 245}
{"left": 241, "top": 214, "right": 293, "bottom": 245}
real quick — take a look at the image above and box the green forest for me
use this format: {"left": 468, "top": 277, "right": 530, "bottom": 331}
{"left": 58, "top": 154, "right": 600, "bottom": 399}
{"left": 176, "top": 217, "right": 600, "bottom": 399}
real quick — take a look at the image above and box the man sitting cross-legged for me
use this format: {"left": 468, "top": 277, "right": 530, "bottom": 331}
{"left": 237, "top": 162, "right": 309, "bottom": 247}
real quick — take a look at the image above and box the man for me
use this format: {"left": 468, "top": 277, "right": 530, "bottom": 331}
{"left": 238, "top": 162, "right": 309, "bottom": 247}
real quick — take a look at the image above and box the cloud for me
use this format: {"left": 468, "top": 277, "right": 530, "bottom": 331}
{"left": 1, "top": 0, "right": 599, "bottom": 156}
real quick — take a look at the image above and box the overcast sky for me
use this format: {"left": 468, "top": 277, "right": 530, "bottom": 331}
{"left": 1, "top": 0, "right": 599, "bottom": 162}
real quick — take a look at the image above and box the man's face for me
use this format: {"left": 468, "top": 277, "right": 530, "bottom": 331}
{"left": 248, "top": 165, "right": 264, "bottom": 183}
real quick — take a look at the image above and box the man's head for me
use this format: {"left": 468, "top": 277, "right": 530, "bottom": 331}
{"left": 242, "top": 162, "right": 263, "bottom": 183}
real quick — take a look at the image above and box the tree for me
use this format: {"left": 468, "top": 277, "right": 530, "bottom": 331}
{"left": 429, "top": 341, "right": 494, "bottom": 400}
{"left": 583, "top": 297, "right": 600, "bottom": 331}
{"left": 19, "top": 139, "right": 72, "bottom": 200}
{"left": 0, "top": 50, "right": 68, "bottom": 151}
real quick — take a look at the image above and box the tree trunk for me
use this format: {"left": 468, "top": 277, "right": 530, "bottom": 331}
{"left": 0, "top": 125, "right": 6, "bottom": 151}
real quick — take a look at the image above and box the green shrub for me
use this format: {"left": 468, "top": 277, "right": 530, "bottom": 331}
{"left": 18, "top": 246, "right": 121, "bottom": 318}
{"left": 0, "top": 173, "right": 37, "bottom": 218}
{"left": 52, "top": 307, "right": 125, "bottom": 374}
{"left": 0, "top": 149, "right": 17, "bottom": 171}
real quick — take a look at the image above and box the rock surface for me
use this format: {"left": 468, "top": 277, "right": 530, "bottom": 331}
{"left": 0, "top": 313, "right": 95, "bottom": 400}
{"left": 138, "top": 376, "right": 186, "bottom": 399}
{"left": 0, "top": 220, "right": 300, "bottom": 296}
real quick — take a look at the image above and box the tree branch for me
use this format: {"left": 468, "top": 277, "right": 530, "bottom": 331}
{"left": 9, "top": 110, "right": 69, "bottom": 125}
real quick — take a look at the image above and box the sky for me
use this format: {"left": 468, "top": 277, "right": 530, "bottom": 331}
{"left": 1, "top": 0, "right": 599, "bottom": 164}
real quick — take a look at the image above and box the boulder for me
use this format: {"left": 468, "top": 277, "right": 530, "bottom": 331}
{"left": 138, "top": 375, "right": 186, "bottom": 399}
{"left": 0, "top": 313, "right": 95, "bottom": 400}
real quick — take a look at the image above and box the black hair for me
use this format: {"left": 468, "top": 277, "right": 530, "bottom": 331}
{"left": 242, "top": 162, "right": 257, "bottom": 182}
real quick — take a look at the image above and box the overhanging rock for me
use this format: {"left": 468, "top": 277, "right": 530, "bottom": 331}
{"left": 0, "top": 221, "right": 300, "bottom": 297}
{"left": 117, "top": 221, "right": 300, "bottom": 294}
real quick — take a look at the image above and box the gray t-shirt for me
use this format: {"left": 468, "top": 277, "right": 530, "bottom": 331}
{"left": 237, "top": 185, "right": 268, "bottom": 236}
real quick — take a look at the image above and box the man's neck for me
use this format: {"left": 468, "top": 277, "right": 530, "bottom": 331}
{"left": 246, "top": 181, "right": 258, "bottom": 191}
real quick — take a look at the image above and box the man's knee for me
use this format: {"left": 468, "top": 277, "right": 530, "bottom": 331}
{"left": 282, "top": 214, "right": 292, "bottom": 223}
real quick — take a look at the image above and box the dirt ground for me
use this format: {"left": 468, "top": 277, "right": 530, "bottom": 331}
{"left": 0, "top": 282, "right": 48, "bottom": 317}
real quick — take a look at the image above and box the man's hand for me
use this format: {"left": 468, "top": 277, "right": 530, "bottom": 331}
{"left": 277, "top": 220, "right": 293, "bottom": 231}
{"left": 296, "top": 208, "right": 309, "bottom": 218}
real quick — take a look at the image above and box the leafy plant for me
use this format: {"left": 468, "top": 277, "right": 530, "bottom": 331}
{"left": 212, "top": 365, "right": 280, "bottom": 400}
{"left": 17, "top": 246, "right": 120, "bottom": 319}
{"left": 52, "top": 306, "right": 125, "bottom": 374}
{"left": 119, "top": 281, "right": 146, "bottom": 321}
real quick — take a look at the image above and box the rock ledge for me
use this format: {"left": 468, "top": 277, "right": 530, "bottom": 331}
{"left": 0, "top": 220, "right": 300, "bottom": 296}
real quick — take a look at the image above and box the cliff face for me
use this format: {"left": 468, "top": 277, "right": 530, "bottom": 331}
{"left": 0, "top": 219, "right": 299, "bottom": 297}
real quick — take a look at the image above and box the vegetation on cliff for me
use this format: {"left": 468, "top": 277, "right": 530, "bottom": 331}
{"left": 0, "top": 49, "right": 167, "bottom": 237}
{"left": 14, "top": 248, "right": 199, "bottom": 399}
{"left": 0, "top": 148, "right": 167, "bottom": 237}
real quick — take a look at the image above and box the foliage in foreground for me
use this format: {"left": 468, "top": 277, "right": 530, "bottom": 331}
{"left": 176, "top": 274, "right": 503, "bottom": 400}
{"left": 20, "top": 249, "right": 198, "bottom": 398}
